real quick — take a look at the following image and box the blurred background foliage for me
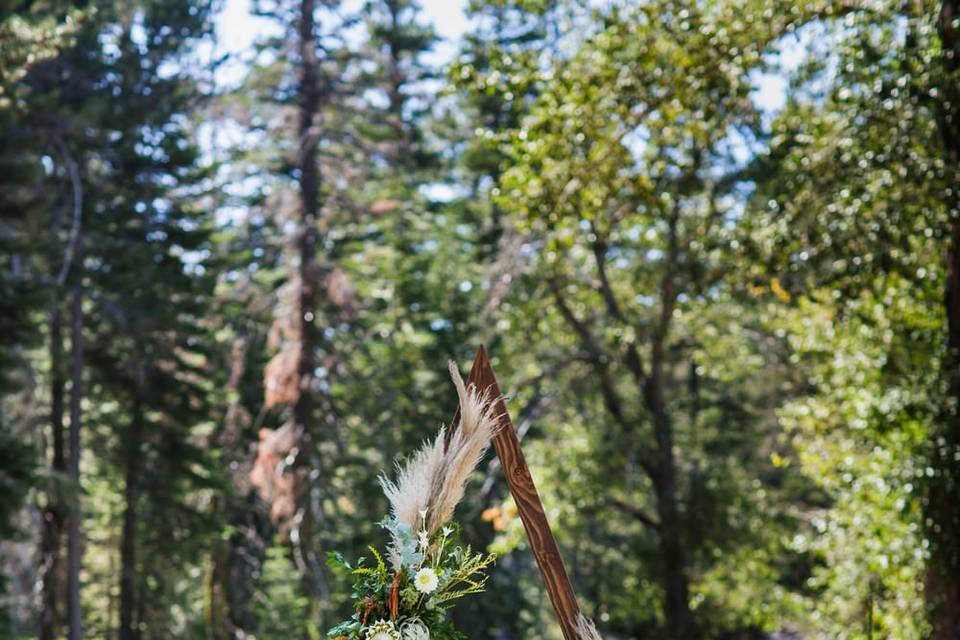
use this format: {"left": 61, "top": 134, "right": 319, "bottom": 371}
{"left": 2, "top": 0, "right": 960, "bottom": 639}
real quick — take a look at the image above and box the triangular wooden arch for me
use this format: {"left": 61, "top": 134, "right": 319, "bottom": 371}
{"left": 450, "top": 346, "right": 582, "bottom": 640}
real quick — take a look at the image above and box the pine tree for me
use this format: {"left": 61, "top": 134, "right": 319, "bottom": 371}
{"left": 9, "top": 0, "right": 219, "bottom": 635}
{"left": 77, "top": 6, "right": 218, "bottom": 633}
{"left": 217, "top": 0, "right": 355, "bottom": 633}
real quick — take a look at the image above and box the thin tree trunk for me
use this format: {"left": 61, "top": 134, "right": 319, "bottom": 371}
{"left": 119, "top": 391, "right": 143, "bottom": 640}
{"left": 291, "top": 0, "right": 326, "bottom": 608}
{"left": 66, "top": 236, "right": 84, "bottom": 640}
{"left": 645, "top": 345, "right": 694, "bottom": 640}
{"left": 134, "top": 581, "right": 146, "bottom": 640}
{"left": 385, "top": 0, "right": 408, "bottom": 164}
{"left": 41, "top": 194, "right": 67, "bottom": 639}
{"left": 208, "top": 336, "right": 273, "bottom": 639}
{"left": 645, "top": 207, "right": 694, "bottom": 640}
{"left": 40, "top": 288, "right": 66, "bottom": 640}
{"left": 927, "top": 3, "right": 960, "bottom": 635}
{"left": 295, "top": 0, "right": 318, "bottom": 447}
{"left": 207, "top": 338, "right": 244, "bottom": 640}
{"left": 929, "top": 3, "right": 960, "bottom": 638}
{"left": 548, "top": 250, "right": 696, "bottom": 637}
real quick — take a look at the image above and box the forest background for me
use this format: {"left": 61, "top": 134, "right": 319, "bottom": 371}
{"left": 3, "top": 1, "right": 960, "bottom": 639}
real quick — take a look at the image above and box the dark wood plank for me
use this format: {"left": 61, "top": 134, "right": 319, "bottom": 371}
{"left": 450, "top": 345, "right": 582, "bottom": 640}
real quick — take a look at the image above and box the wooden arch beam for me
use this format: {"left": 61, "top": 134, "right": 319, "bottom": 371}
{"left": 450, "top": 345, "right": 582, "bottom": 640}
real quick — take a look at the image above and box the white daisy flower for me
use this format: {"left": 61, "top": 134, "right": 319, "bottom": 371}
{"left": 413, "top": 567, "right": 439, "bottom": 594}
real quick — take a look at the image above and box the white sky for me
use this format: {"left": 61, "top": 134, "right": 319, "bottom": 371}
{"left": 214, "top": 0, "right": 469, "bottom": 86}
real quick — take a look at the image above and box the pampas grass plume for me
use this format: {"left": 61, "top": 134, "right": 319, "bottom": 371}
{"left": 379, "top": 361, "right": 500, "bottom": 559}
{"left": 575, "top": 614, "right": 604, "bottom": 640}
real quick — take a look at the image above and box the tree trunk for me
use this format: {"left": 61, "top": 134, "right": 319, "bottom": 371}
{"left": 290, "top": 0, "right": 325, "bottom": 606}
{"left": 928, "top": 3, "right": 960, "bottom": 638}
{"left": 296, "top": 0, "right": 319, "bottom": 438}
{"left": 119, "top": 391, "right": 143, "bottom": 640}
{"left": 645, "top": 342, "right": 694, "bottom": 640}
{"left": 385, "top": 0, "right": 409, "bottom": 164}
{"left": 66, "top": 237, "right": 83, "bottom": 640}
{"left": 643, "top": 207, "right": 695, "bottom": 639}
{"left": 207, "top": 337, "right": 273, "bottom": 639}
{"left": 40, "top": 289, "right": 66, "bottom": 640}
{"left": 550, "top": 213, "right": 695, "bottom": 638}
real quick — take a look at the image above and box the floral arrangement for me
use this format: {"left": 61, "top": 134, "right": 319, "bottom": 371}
{"left": 327, "top": 363, "right": 501, "bottom": 640}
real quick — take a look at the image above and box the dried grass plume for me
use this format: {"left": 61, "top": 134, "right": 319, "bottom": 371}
{"left": 379, "top": 361, "right": 501, "bottom": 558}
{"left": 575, "top": 614, "right": 604, "bottom": 640}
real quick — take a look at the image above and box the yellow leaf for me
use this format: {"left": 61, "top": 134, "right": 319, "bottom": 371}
{"left": 770, "top": 278, "right": 791, "bottom": 303}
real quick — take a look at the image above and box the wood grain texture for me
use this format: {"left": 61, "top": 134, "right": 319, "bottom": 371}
{"left": 450, "top": 345, "right": 582, "bottom": 640}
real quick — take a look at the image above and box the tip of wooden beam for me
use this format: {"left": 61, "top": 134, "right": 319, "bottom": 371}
{"left": 467, "top": 345, "right": 489, "bottom": 385}
{"left": 474, "top": 344, "right": 488, "bottom": 364}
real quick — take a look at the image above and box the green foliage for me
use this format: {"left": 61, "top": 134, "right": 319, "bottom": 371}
{"left": 255, "top": 543, "right": 317, "bottom": 640}
{"left": 0, "top": 424, "right": 35, "bottom": 630}
{"left": 773, "top": 282, "right": 935, "bottom": 638}
{"left": 486, "top": 2, "right": 821, "bottom": 636}
{"left": 740, "top": 2, "right": 957, "bottom": 636}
